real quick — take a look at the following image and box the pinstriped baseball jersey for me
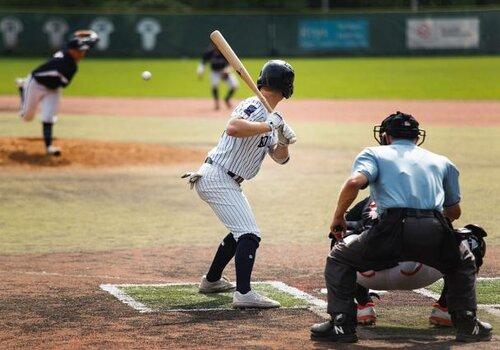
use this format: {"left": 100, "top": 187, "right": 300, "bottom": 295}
{"left": 208, "top": 96, "right": 277, "bottom": 180}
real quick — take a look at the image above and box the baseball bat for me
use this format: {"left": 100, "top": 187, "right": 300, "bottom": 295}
{"left": 210, "top": 30, "right": 273, "bottom": 113}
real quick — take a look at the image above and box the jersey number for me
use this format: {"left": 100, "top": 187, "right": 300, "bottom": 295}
{"left": 258, "top": 136, "right": 270, "bottom": 148}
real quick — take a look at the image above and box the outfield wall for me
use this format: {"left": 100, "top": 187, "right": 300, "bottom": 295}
{"left": 0, "top": 10, "right": 499, "bottom": 57}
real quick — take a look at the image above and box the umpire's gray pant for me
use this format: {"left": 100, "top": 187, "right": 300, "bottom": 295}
{"left": 325, "top": 214, "right": 477, "bottom": 317}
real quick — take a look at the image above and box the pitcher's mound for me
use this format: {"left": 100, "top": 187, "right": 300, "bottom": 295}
{"left": 0, "top": 137, "right": 205, "bottom": 169}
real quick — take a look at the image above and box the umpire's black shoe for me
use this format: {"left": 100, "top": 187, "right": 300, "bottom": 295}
{"left": 452, "top": 310, "right": 492, "bottom": 342}
{"left": 310, "top": 313, "right": 358, "bottom": 343}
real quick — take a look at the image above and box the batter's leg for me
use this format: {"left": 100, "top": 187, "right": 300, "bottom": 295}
{"left": 234, "top": 233, "right": 260, "bottom": 294}
{"left": 206, "top": 232, "right": 237, "bottom": 282}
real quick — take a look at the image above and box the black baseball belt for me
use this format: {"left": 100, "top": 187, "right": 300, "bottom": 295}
{"left": 385, "top": 208, "right": 436, "bottom": 218}
{"left": 205, "top": 157, "right": 244, "bottom": 184}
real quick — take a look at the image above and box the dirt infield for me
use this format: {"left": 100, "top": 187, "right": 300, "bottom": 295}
{"left": 1, "top": 95, "right": 498, "bottom": 348}
{"left": 0, "top": 244, "right": 498, "bottom": 349}
{"left": 1, "top": 95, "right": 499, "bottom": 125}
{"left": 0, "top": 137, "right": 204, "bottom": 169}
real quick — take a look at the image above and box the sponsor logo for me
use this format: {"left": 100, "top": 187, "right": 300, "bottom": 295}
{"left": 407, "top": 18, "right": 479, "bottom": 49}
{"left": 334, "top": 326, "right": 345, "bottom": 334}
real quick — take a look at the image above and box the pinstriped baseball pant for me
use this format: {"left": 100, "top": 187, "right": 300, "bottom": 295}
{"left": 195, "top": 163, "right": 260, "bottom": 239}
{"left": 20, "top": 75, "right": 60, "bottom": 123}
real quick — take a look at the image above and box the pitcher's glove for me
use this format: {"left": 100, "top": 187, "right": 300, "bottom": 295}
{"left": 266, "top": 112, "right": 284, "bottom": 131}
{"left": 181, "top": 172, "right": 202, "bottom": 189}
{"left": 278, "top": 124, "right": 297, "bottom": 146}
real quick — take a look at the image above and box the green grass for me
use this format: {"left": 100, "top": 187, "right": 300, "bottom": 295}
{"left": 427, "top": 279, "right": 500, "bottom": 304}
{"left": 373, "top": 306, "right": 500, "bottom": 336}
{"left": 121, "top": 283, "right": 309, "bottom": 311}
{"left": 1, "top": 56, "right": 499, "bottom": 99}
{"left": 0, "top": 113, "right": 499, "bottom": 253}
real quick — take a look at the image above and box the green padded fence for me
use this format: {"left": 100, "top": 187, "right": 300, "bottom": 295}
{"left": 0, "top": 10, "right": 498, "bottom": 57}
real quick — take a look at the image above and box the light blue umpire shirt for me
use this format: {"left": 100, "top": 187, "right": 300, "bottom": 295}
{"left": 352, "top": 139, "right": 460, "bottom": 214}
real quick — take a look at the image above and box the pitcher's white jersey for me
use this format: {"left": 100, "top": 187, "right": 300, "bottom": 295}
{"left": 208, "top": 96, "right": 277, "bottom": 180}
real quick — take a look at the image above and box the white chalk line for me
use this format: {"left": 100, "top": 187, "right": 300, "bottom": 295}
{"left": 100, "top": 281, "right": 329, "bottom": 318}
{"left": 0, "top": 269, "right": 172, "bottom": 283}
{"left": 413, "top": 278, "right": 500, "bottom": 318}
{"left": 100, "top": 284, "right": 153, "bottom": 313}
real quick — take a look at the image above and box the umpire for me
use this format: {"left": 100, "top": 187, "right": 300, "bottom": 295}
{"left": 311, "top": 112, "right": 492, "bottom": 343}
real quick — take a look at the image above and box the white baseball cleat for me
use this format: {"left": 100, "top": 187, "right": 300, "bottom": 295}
{"left": 46, "top": 145, "right": 61, "bottom": 157}
{"left": 232, "top": 290, "right": 281, "bottom": 309}
{"left": 199, "top": 275, "right": 235, "bottom": 294}
{"left": 357, "top": 302, "right": 377, "bottom": 325}
{"left": 429, "top": 303, "right": 452, "bottom": 327}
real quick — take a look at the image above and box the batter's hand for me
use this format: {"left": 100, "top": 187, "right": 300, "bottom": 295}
{"left": 278, "top": 124, "right": 297, "bottom": 146}
{"left": 181, "top": 172, "right": 202, "bottom": 189}
{"left": 266, "top": 112, "right": 284, "bottom": 131}
{"left": 330, "top": 217, "right": 347, "bottom": 241}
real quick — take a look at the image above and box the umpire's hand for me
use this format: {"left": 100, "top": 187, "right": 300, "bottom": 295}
{"left": 330, "top": 216, "right": 347, "bottom": 241}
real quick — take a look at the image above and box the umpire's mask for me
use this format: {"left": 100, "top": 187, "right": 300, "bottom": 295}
{"left": 373, "top": 111, "right": 426, "bottom": 146}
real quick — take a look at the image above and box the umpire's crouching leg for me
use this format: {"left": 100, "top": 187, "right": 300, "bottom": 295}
{"left": 324, "top": 249, "right": 357, "bottom": 317}
{"left": 311, "top": 239, "right": 373, "bottom": 343}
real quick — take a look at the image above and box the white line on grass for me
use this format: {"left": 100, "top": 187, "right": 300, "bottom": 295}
{"left": 413, "top": 281, "right": 500, "bottom": 318}
{"left": 266, "top": 281, "right": 329, "bottom": 319}
{"left": 99, "top": 281, "right": 329, "bottom": 318}
{"left": 100, "top": 284, "right": 153, "bottom": 313}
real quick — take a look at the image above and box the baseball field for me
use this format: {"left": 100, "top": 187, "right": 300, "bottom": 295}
{"left": 0, "top": 56, "right": 499, "bottom": 348}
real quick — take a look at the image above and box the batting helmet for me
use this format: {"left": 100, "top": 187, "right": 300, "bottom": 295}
{"left": 256, "top": 60, "right": 294, "bottom": 99}
{"left": 66, "top": 30, "right": 99, "bottom": 51}
{"left": 373, "top": 111, "right": 426, "bottom": 146}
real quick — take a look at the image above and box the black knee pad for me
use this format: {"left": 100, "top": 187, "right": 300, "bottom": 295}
{"left": 238, "top": 233, "right": 261, "bottom": 248}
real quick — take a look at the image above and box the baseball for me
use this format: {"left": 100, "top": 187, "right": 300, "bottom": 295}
{"left": 141, "top": 71, "right": 152, "bottom": 81}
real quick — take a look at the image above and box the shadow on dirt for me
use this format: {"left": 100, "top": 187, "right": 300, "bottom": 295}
{"left": 8, "top": 150, "right": 70, "bottom": 167}
{"left": 312, "top": 325, "right": 457, "bottom": 349}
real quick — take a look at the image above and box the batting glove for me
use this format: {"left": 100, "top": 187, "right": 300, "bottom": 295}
{"left": 181, "top": 172, "right": 202, "bottom": 189}
{"left": 278, "top": 123, "right": 297, "bottom": 146}
{"left": 266, "top": 112, "right": 284, "bottom": 131}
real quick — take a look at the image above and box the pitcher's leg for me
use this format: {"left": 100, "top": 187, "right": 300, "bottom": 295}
{"left": 20, "top": 77, "right": 42, "bottom": 122}
{"left": 39, "top": 89, "right": 61, "bottom": 155}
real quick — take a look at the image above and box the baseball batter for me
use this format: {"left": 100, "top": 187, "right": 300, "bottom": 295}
{"left": 197, "top": 43, "right": 238, "bottom": 110}
{"left": 15, "top": 30, "right": 99, "bottom": 156}
{"left": 184, "top": 60, "right": 295, "bottom": 308}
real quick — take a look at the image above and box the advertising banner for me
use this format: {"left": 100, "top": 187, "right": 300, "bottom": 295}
{"left": 407, "top": 18, "right": 479, "bottom": 49}
{"left": 298, "top": 19, "right": 369, "bottom": 50}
